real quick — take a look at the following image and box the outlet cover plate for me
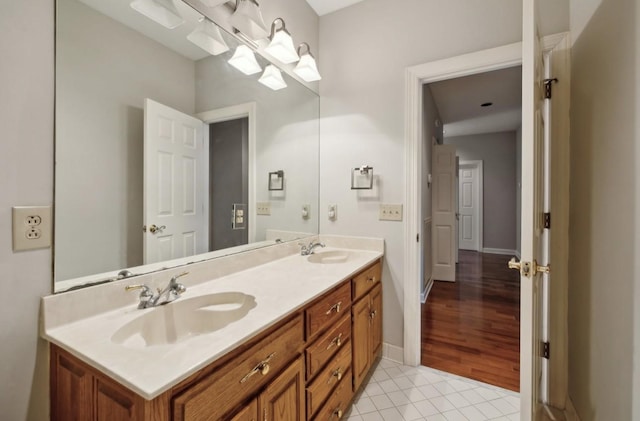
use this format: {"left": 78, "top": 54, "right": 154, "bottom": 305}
{"left": 379, "top": 204, "right": 403, "bottom": 221}
{"left": 256, "top": 202, "right": 271, "bottom": 216}
{"left": 12, "top": 206, "right": 52, "bottom": 251}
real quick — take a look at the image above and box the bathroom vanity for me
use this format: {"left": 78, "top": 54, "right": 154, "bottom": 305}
{"left": 43, "top": 239, "right": 383, "bottom": 421}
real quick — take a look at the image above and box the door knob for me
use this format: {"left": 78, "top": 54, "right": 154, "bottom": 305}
{"left": 509, "top": 258, "right": 550, "bottom": 277}
{"left": 148, "top": 224, "right": 166, "bottom": 234}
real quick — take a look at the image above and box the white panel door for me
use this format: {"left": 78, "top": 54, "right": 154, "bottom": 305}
{"left": 143, "top": 99, "right": 207, "bottom": 264}
{"left": 458, "top": 162, "right": 481, "bottom": 251}
{"left": 519, "top": 0, "right": 547, "bottom": 418}
{"left": 432, "top": 144, "right": 457, "bottom": 282}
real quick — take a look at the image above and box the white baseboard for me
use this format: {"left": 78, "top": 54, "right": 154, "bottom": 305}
{"left": 382, "top": 343, "right": 404, "bottom": 364}
{"left": 482, "top": 247, "right": 517, "bottom": 256}
{"left": 421, "top": 278, "right": 433, "bottom": 303}
{"left": 565, "top": 397, "right": 580, "bottom": 421}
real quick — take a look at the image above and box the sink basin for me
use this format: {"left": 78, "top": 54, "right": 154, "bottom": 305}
{"left": 111, "top": 292, "right": 256, "bottom": 348}
{"left": 307, "top": 250, "right": 351, "bottom": 264}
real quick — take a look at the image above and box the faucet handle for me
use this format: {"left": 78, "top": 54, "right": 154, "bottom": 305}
{"left": 125, "top": 284, "right": 148, "bottom": 292}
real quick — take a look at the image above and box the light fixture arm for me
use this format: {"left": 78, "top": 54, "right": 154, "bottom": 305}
{"left": 234, "top": 0, "right": 260, "bottom": 10}
{"left": 269, "top": 17, "right": 291, "bottom": 40}
{"left": 297, "top": 42, "right": 315, "bottom": 58}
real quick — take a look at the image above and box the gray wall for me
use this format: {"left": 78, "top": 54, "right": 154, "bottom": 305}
{"left": 568, "top": 0, "right": 639, "bottom": 418}
{"left": 0, "top": 1, "right": 53, "bottom": 420}
{"left": 318, "top": 0, "right": 568, "bottom": 351}
{"left": 445, "top": 131, "right": 518, "bottom": 251}
{"left": 55, "top": 0, "right": 196, "bottom": 280}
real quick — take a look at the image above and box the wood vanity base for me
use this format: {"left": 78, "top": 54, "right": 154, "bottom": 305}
{"left": 50, "top": 258, "right": 383, "bottom": 421}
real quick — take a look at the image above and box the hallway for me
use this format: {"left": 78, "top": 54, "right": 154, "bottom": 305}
{"left": 421, "top": 251, "right": 520, "bottom": 391}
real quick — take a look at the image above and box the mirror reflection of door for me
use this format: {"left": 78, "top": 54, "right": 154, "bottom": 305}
{"left": 209, "top": 118, "right": 249, "bottom": 251}
{"left": 143, "top": 99, "right": 207, "bottom": 264}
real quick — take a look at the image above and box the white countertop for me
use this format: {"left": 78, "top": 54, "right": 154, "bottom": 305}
{"left": 41, "top": 240, "right": 383, "bottom": 400}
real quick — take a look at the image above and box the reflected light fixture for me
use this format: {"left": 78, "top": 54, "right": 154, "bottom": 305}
{"left": 293, "top": 42, "right": 321, "bottom": 82}
{"left": 229, "top": 0, "right": 269, "bottom": 41}
{"left": 259, "top": 65, "right": 287, "bottom": 91}
{"left": 228, "top": 45, "right": 262, "bottom": 75}
{"left": 264, "top": 18, "right": 299, "bottom": 64}
{"left": 187, "top": 18, "right": 229, "bottom": 56}
{"left": 130, "top": 0, "right": 184, "bottom": 29}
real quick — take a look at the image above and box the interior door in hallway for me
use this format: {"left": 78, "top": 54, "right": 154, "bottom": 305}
{"left": 143, "top": 99, "right": 207, "bottom": 264}
{"left": 458, "top": 161, "right": 482, "bottom": 252}
{"left": 432, "top": 144, "right": 457, "bottom": 282}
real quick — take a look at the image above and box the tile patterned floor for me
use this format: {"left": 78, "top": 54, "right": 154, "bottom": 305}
{"left": 345, "top": 358, "right": 520, "bottom": 421}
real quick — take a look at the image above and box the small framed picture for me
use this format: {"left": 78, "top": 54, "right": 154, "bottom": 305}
{"left": 268, "top": 170, "right": 284, "bottom": 191}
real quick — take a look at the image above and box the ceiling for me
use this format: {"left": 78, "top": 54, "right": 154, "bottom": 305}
{"left": 428, "top": 66, "right": 523, "bottom": 138}
{"left": 304, "top": 0, "right": 367, "bottom": 16}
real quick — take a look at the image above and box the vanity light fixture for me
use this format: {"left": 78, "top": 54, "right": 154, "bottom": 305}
{"left": 259, "top": 65, "right": 287, "bottom": 91}
{"left": 293, "top": 43, "right": 321, "bottom": 82}
{"left": 264, "top": 18, "right": 299, "bottom": 64}
{"left": 228, "top": 45, "right": 262, "bottom": 75}
{"left": 229, "top": 0, "right": 269, "bottom": 41}
{"left": 200, "top": 0, "right": 229, "bottom": 6}
{"left": 130, "top": 0, "right": 184, "bottom": 29}
{"left": 187, "top": 18, "right": 229, "bottom": 56}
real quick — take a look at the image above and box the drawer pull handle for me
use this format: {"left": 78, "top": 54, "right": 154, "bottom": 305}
{"left": 332, "top": 408, "right": 343, "bottom": 420}
{"left": 325, "top": 301, "right": 342, "bottom": 315}
{"left": 370, "top": 310, "right": 377, "bottom": 319}
{"left": 367, "top": 276, "right": 376, "bottom": 283}
{"left": 326, "top": 333, "right": 343, "bottom": 350}
{"left": 240, "top": 352, "right": 276, "bottom": 383}
{"left": 328, "top": 367, "right": 343, "bottom": 384}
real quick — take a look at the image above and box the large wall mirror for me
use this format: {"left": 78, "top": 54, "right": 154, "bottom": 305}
{"left": 54, "top": 0, "right": 320, "bottom": 292}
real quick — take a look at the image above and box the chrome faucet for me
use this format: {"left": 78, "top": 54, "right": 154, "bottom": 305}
{"left": 126, "top": 272, "right": 188, "bottom": 309}
{"left": 300, "top": 240, "right": 326, "bottom": 256}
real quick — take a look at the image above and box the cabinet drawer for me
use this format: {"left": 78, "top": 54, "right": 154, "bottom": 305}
{"left": 306, "top": 281, "right": 351, "bottom": 340}
{"left": 306, "top": 341, "right": 352, "bottom": 419}
{"left": 306, "top": 314, "right": 351, "bottom": 379}
{"left": 311, "top": 368, "right": 353, "bottom": 421}
{"left": 172, "top": 314, "right": 304, "bottom": 421}
{"left": 352, "top": 261, "right": 381, "bottom": 301}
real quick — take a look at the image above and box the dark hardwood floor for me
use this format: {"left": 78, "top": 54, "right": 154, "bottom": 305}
{"left": 421, "top": 250, "right": 520, "bottom": 391}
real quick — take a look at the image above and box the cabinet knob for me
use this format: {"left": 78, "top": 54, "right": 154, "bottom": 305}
{"left": 326, "top": 333, "right": 343, "bottom": 350}
{"left": 370, "top": 310, "right": 377, "bottom": 319}
{"left": 333, "top": 408, "right": 343, "bottom": 419}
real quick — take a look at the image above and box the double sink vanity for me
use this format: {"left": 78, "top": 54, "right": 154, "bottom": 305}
{"left": 42, "top": 236, "right": 384, "bottom": 420}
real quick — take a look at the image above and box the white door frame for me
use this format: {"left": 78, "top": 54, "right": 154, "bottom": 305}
{"left": 403, "top": 33, "right": 570, "bottom": 414}
{"left": 404, "top": 41, "right": 522, "bottom": 366}
{"left": 197, "top": 102, "right": 257, "bottom": 243}
{"left": 458, "top": 160, "right": 483, "bottom": 252}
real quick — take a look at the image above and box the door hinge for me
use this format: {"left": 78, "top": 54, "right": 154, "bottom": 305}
{"left": 543, "top": 212, "right": 551, "bottom": 229}
{"left": 542, "top": 341, "right": 550, "bottom": 359}
{"left": 416, "top": 233, "right": 420, "bottom": 242}
{"left": 543, "top": 78, "right": 558, "bottom": 99}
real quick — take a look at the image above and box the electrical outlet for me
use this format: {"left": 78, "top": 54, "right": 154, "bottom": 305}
{"left": 256, "top": 202, "right": 271, "bottom": 216}
{"left": 328, "top": 204, "right": 337, "bottom": 221}
{"left": 12, "top": 206, "right": 52, "bottom": 251}
{"left": 379, "top": 204, "right": 403, "bottom": 221}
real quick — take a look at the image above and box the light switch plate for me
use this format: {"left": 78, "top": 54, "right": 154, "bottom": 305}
{"left": 256, "top": 202, "right": 271, "bottom": 215}
{"left": 379, "top": 204, "right": 403, "bottom": 221}
{"left": 12, "top": 206, "right": 52, "bottom": 251}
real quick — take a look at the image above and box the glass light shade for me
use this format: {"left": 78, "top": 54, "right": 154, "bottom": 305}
{"left": 187, "top": 19, "right": 229, "bottom": 56}
{"left": 228, "top": 45, "right": 262, "bottom": 75}
{"left": 265, "top": 30, "right": 299, "bottom": 64}
{"left": 130, "top": 0, "right": 184, "bottom": 29}
{"left": 293, "top": 53, "right": 321, "bottom": 82}
{"left": 258, "top": 65, "right": 287, "bottom": 91}
{"left": 229, "top": 0, "right": 269, "bottom": 40}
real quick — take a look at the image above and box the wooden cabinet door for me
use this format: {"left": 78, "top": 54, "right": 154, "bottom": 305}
{"left": 230, "top": 398, "right": 258, "bottom": 421}
{"left": 51, "top": 351, "right": 92, "bottom": 421}
{"left": 351, "top": 297, "right": 371, "bottom": 392}
{"left": 259, "top": 358, "right": 305, "bottom": 421}
{"left": 370, "top": 284, "right": 383, "bottom": 360}
{"left": 95, "top": 379, "right": 140, "bottom": 421}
